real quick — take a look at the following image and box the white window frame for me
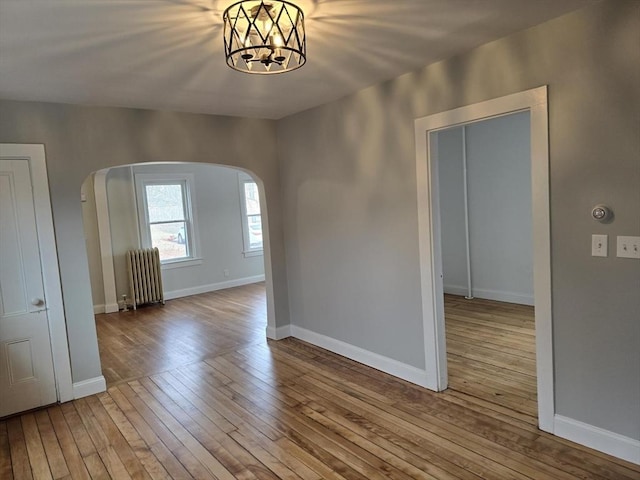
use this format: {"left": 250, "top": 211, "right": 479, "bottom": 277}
{"left": 134, "top": 173, "right": 201, "bottom": 268}
{"left": 238, "top": 173, "right": 263, "bottom": 257}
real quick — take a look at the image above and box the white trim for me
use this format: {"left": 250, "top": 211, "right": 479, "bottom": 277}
{"left": 243, "top": 249, "right": 264, "bottom": 258}
{"left": 0, "top": 144, "right": 74, "bottom": 403}
{"left": 161, "top": 258, "right": 203, "bottom": 270}
{"left": 93, "top": 303, "right": 119, "bottom": 314}
{"left": 414, "top": 86, "right": 554, "bottom": 432}
{"left": 163, "top": 275, "right": 266, "bottom": 301}
{"left": 266, "top": 324, "right": 292, "bottom": 340}
{"left": 554, "top": 415, "right": 640, "bottom": 465}
{"left": 73, "top": 376, "right": 107, "bottom": 399}
{"left": 255, "top": 176, "right": 277, "bottom": 340}
{"left": 104, "top": 303, "right": 119, "bottom": 314}
{"left": 461, "top": 126, "right": 473, "bottom": 299}
{"left": 443, "top": 285, "right": 534, "bottom": 306}
{"left": 94, "top": 171, "right": 119, "bottom": 313}
{"left": 290, "top": 326, "right": 430, "bottom": 388}
{"left": 238, "top": 172, "right": 264, "bottom": 255}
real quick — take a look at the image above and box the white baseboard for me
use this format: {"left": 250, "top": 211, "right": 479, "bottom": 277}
{"left": 93, "top": 303, "right": 119, "bottom": 314}
{"left": 444, "top": 284, "right": 534, "bottom": 306}
{"left": 289, "top": 326, "right": 430, "bottom": 388}
{"left": 105, "top": 303, "right": 119, "bottom": 313}
{"left": 164, "top": 275, "right": 265, "bottom": 301}
{"left": 554, "top": 415, "right": 640, "bottom": 465}
{"left": 73, "top": 376, "right": 107, "bottom": 399}
{"left": 266, "top": 324, "right": 292, "bottom": 340}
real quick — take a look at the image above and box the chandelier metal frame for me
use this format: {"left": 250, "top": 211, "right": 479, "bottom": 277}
{"left": 223, "top": 1, "right": 307, "bottom": 74}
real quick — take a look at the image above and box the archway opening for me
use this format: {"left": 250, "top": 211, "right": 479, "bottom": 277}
{"left": 80, "top": 161, "right": 276, "bottom": 386}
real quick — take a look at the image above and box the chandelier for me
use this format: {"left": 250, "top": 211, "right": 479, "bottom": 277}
{"left": 223, "top": 1, "right": 306, "bottom": 74}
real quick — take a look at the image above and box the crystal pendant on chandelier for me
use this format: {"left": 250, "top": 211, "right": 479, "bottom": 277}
{"left": 223, "top": 1, "right": 306, "bottom": 74}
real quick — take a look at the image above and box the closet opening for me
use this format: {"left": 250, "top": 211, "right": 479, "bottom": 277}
{"left": 414, "top": 87, "right": 553, "bottom": 432}
{"left": 433, "top": 111, "right": 537, "bottom": 421}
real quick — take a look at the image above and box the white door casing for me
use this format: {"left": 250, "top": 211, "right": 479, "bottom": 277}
{"left": 0, "top": 144, "right": 73, "bottom": 413}
{"left": 414, "top": 86, "right": 554, "bottom": 432}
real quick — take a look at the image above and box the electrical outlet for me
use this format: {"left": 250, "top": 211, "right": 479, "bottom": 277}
{"left": 616, "top": 236, "right": 640, "bottom": 259}
{"left": 223, "top": 269, "right": 230, "bottom": 277}
{"left": 591, "top": 234, "right": 607, "bottom": 257}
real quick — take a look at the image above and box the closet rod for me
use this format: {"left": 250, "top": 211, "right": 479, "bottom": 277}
{"left": 462, "top": 126, "right": 473, "bottom": 299}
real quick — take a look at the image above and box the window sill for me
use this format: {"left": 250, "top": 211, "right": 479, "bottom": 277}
{"left": 161, "top": 258, "right": 203, "bottom": 270}
{"left": 243, "top": 249, "right": 264, "bottom": 258}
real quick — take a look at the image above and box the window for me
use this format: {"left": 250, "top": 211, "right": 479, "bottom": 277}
{"left": 135, "top": 174, "right": 198, "bottom": 264}
{"left": 239, "top": 174, "right": 263, "bottom": 255}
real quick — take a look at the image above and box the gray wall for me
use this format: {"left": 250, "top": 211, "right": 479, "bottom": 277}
{"left": 434, "top": 128, "right": 468, "bottom": 294}
{"left": 277, "top": 1, "right": 640, "bottom": 440}
{"left": 437, "top": 112, "right": 533, "bottom": 304}
{"left": 0, "top": 102, "right": 287, "bottom": 384}
{"left": 102, "top": 163, "right": 264, "bottom": 301}
{"left": 106, "top": 166, "right": 139, "bottom": 300}
{"left": 80, "top": 174, "right": 105, "bottom": 308}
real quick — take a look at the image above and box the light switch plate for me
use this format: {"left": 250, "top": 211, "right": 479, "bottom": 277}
{"left": 592, "top": 234, "right": 608, "bottom": 257}
{"left": 616, "top": 236, "right": 640, "bottom": 259}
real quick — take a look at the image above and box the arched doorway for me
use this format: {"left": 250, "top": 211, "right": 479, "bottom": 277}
{"left": 81, "top": 162, "right": 277, "bottom": 385}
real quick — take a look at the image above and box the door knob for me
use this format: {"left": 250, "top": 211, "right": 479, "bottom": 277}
{"left": 31, "top": 298, "right": 44, "bottom": 307}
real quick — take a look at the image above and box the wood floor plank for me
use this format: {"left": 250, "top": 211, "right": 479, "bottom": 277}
{"left": 46, "top": 407, "right": 92, "bottom": 480}
{"left": 166, "top": 365, "right": 363, "bottom": 479}
{"left": 84, "top": 394, "right": 153, "bottom": 479}
{"left": 59, "top": 403, "right": 98, "bottom": 460}
{"left": 5, "top": 284, "right": 639, "bottom": 479}
{"left": 227, "top": 427, "right": 306, "bottom": 480}
{"left": 159, "top": 371, "right": 306, "bottom": 480}
{"left": 115, "top": 384, "right": 184, "bottom": 453}
{"left": 289, "top": 393, "right": 475, "bottom": 480}
{"left": 21, "top": 414, "right": 53, "bottom": 480}
{"left": 111, "top": 385, "right": 196, "bottom": 480}
{"left": 7, "top": 417, "right": 33, "bottom": 479}
{"left": 143, "top": 375, "right": 261, "bottom": 480}
{"left": 0, "top": 420, "right": 14, "bottom": 480}
{"left": 82, "top": 452, "right": 110, "bottom": 479}
{"left": 94, "top": 393, "right": 170, "bottom": 480}
{"left": 445, "top": 294, "right": 539, "bottom": 417}
{"left": 194, "top": 364, "right": 372, "bottom": 479}
{"left": 128, "top": 379, "right": 236, "bottom": 480}
{"left": 71, "top": 399, "right": 133, "bottom": 480}
{"left": 33, "top": 410, "right": 70, "bottom": 479}
{"left": 229, "top": 364, "right": 459, "bottom": 478}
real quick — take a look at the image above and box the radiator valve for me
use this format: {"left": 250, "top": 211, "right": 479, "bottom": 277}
{"left": 121, "top": 294, "right": 129, "bottom": 312}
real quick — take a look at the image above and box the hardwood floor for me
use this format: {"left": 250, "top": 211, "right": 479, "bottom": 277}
{"left": 96, "top": 283, "right": 268, "bottom": 387}
{"left": 444, "top": 295, "right": 538, "bottom": 419}
{"left": 2, "top": 285, "right": 639, "bottom": 479}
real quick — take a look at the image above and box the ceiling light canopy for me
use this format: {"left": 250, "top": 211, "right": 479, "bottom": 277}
{"left": 223, "top": 1, "right": 306, "bottom": 74}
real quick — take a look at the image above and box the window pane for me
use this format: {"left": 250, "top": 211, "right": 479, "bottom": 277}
{"left": 146, "top": 184, "right": 185, "bottom": 223}
{"left": 244, "top": 182, "right": 261, "bottom": 216}
{"left": 149, "top": 222, "right": 187, "bottom": 261}
{"left": 247, "top": 215, "right": 263, "bottom": 249}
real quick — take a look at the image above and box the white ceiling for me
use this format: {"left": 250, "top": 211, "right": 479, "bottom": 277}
{"left": 0, "top": 0, "right": 596, "bottom": 119}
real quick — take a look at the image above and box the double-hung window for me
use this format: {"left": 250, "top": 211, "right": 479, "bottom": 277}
{"left": 238, "top": 174, "right": 263, "bottom": 256}
{"left": 135, "top": 174, "right": 199, "bottom": 265}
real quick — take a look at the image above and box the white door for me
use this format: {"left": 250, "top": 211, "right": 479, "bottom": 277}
{"left": 0, "top": 158, "right": 57, "bottom": 417}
